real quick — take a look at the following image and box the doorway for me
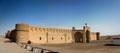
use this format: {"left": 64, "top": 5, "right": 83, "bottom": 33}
{"left": 74, "top": 32, "right": 83, "bottom": 43}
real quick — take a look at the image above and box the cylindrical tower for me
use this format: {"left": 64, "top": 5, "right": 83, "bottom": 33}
{"left": 15, "top": 24, "right": 29, "bottom": 43}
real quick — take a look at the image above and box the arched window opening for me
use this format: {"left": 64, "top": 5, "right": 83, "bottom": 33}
{"left": 40, "top": 37, "right": 42, "bottom": 40}
{"left": 68, "top": 37, "right": 70, "bottom": 39}
{"left": 52, "top": 37, "right": 54, "bottom": 40}
{"left": 28, "top": 41, "right": 31, "bottom": 44}
{"left": 61, "top": 37, "right": 63, "bottom": 40}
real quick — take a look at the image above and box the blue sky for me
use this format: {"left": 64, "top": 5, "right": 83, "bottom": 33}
{"left": 0, "top": 0, "right": 120, "bottom": 36}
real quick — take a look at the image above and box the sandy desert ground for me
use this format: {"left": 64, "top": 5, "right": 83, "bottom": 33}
{"left": 37, "top": 40, "right": 120, "bottom": 53}
{"left": 0, "top": 36, "right": 32, "bottom": 53}
{"left": 1, "top": 36, "right": 120, "bottom": 53}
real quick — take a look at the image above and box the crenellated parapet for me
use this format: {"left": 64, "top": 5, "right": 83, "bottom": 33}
{"left": 29, "top": 26, "right": 71, "bottom": 34}
{"left": 16, "top": 24, "right": 29, "bottom": 31}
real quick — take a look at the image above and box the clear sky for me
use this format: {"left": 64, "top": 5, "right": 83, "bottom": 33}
{"left": 0, "top": 0, "right": 120, "bottom": 36}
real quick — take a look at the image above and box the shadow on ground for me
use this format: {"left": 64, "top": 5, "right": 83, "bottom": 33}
{"left": 104, "top": 44, "right": 120, "bottom": 46}
{"left": 4, "top": 39, "right": 15, "bottom": 43}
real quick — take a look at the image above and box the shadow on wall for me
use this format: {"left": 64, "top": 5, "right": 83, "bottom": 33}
{"left": 5, "top": 30, "right": 16, "bottom": 42}
{"left": 86, "top": 30, "right": 90, "bottom": 43}
{"left": 104, "top": 44, "right": 120, "bottom": 46}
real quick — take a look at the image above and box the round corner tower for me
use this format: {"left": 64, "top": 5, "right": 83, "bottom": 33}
{"left": 15, "top": 24, "right": 29, "bottom": 43}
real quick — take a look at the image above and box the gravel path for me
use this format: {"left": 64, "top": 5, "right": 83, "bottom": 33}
{"left": 0, "top": 37, "right": 32, "bottom": 53}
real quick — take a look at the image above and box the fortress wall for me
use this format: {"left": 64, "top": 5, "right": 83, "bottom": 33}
{"left": 5, "top": 24, "right": 100, "bottom": 44}
{"left": 47, "top": 32, "right": 65, "bottom": 43}
{"left": 28, "top": 26, "right": 72, "bottom": 44}
{"left": 47, "top": 29, "right": 72, "bottom": 44}
{"left": 29, "top": 26, "right": 47, "bottom": 44}
{"left": 65, "top": 30, "right": 73, "bottom": 43}
{"left": 15, "top": 24, "right": 29, "bottom": 43}
{"left": 90, "top": 32, "right": 97, "bottom": 41}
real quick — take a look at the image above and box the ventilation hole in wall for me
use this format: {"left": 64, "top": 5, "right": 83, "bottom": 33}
{"left": 52, "top": 37, "right": 54, "bottom": 40}
{"left": 47, "top": 29, "right": 48, "bottom": 32}
{"left": 28, "top": 41, "right": 31, "bottom": 44}
{"left": 39, "top": 28, "right": 41, "bottom": 31}
{"left": 68, "top": 37, "right": 70, "bottom": 39}
{"left": 61, "top": 37, "right": 63, "bottom": 40}
{"left": 31, "top": 28, "right": 33, "bottom": 31}
{"left": 40, "top": 37, "right": 42, "bottom": 40}
{"left": 35, "top": 28, "right": 37, "bottom": 31}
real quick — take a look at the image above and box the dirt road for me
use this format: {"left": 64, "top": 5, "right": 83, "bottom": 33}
{"left": 38, "top": 40, "right": 120, "bottom": 53}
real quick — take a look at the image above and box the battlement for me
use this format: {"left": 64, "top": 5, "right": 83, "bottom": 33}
{"left": 15, "top": 24, "right": 29, "bottom": 31}
{"left": 29, "top": 26, "right": 71, "bottom": 33}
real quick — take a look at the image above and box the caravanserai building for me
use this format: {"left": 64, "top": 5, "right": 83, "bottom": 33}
{"left": 5, "top": 24, "right": 100, "bottom": 44}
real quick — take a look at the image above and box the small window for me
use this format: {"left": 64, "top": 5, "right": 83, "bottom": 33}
{"left": 67, "top": 30, "right": 68, "bottom": 33}
{"left": 43, "top": 28, "right": 45, "bottom": 32}
{"left": 54, "top": 29, "right": 55, "bottom": 32}
{"left": 49, "top": 29, "right": 51, "bottom": 32}
{"left": 59, "top": 30, "right": 61, "bottom": 33}
{"left": 51, "top": 29, "right": 52, "bottom": 32}
{"left": 31, "top": 28, "right": 33, "bottom": 31}
{"left": 47, "top": 29, "right": 49, "bottom": 32}
{"left": 61, "top": 30, "right": 63, "bottom": 33}
{"left": 68, "top": 37, "right": 70, "bottom": 39}
{"left": 61, "top": 37, "right": 63, "bottom": 40}
{"left": 35, "top": 28, "right": 37, "bottom": 31}
{"left": 28, "top": 41, "right": 31, "bottom": 44}
{"left": 56, "top": 30, "right": 57, "bottom": 33}
{"left": 39, "top": 28, "right": 41, "bottom": 31}
{"left": 40, "top": 37, "right": 42, "bottom": 40}
{"left": 52, "top": 37, "right": 54, "bottom": 40}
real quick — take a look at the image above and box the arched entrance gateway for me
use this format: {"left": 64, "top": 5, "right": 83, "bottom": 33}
{"left": 74, "top": 32, "right": 83, "bottom": 43}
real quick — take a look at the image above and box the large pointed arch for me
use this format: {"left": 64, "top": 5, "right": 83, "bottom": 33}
{"left": 74, "top": 32, "right": 83, "bottom": 43}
